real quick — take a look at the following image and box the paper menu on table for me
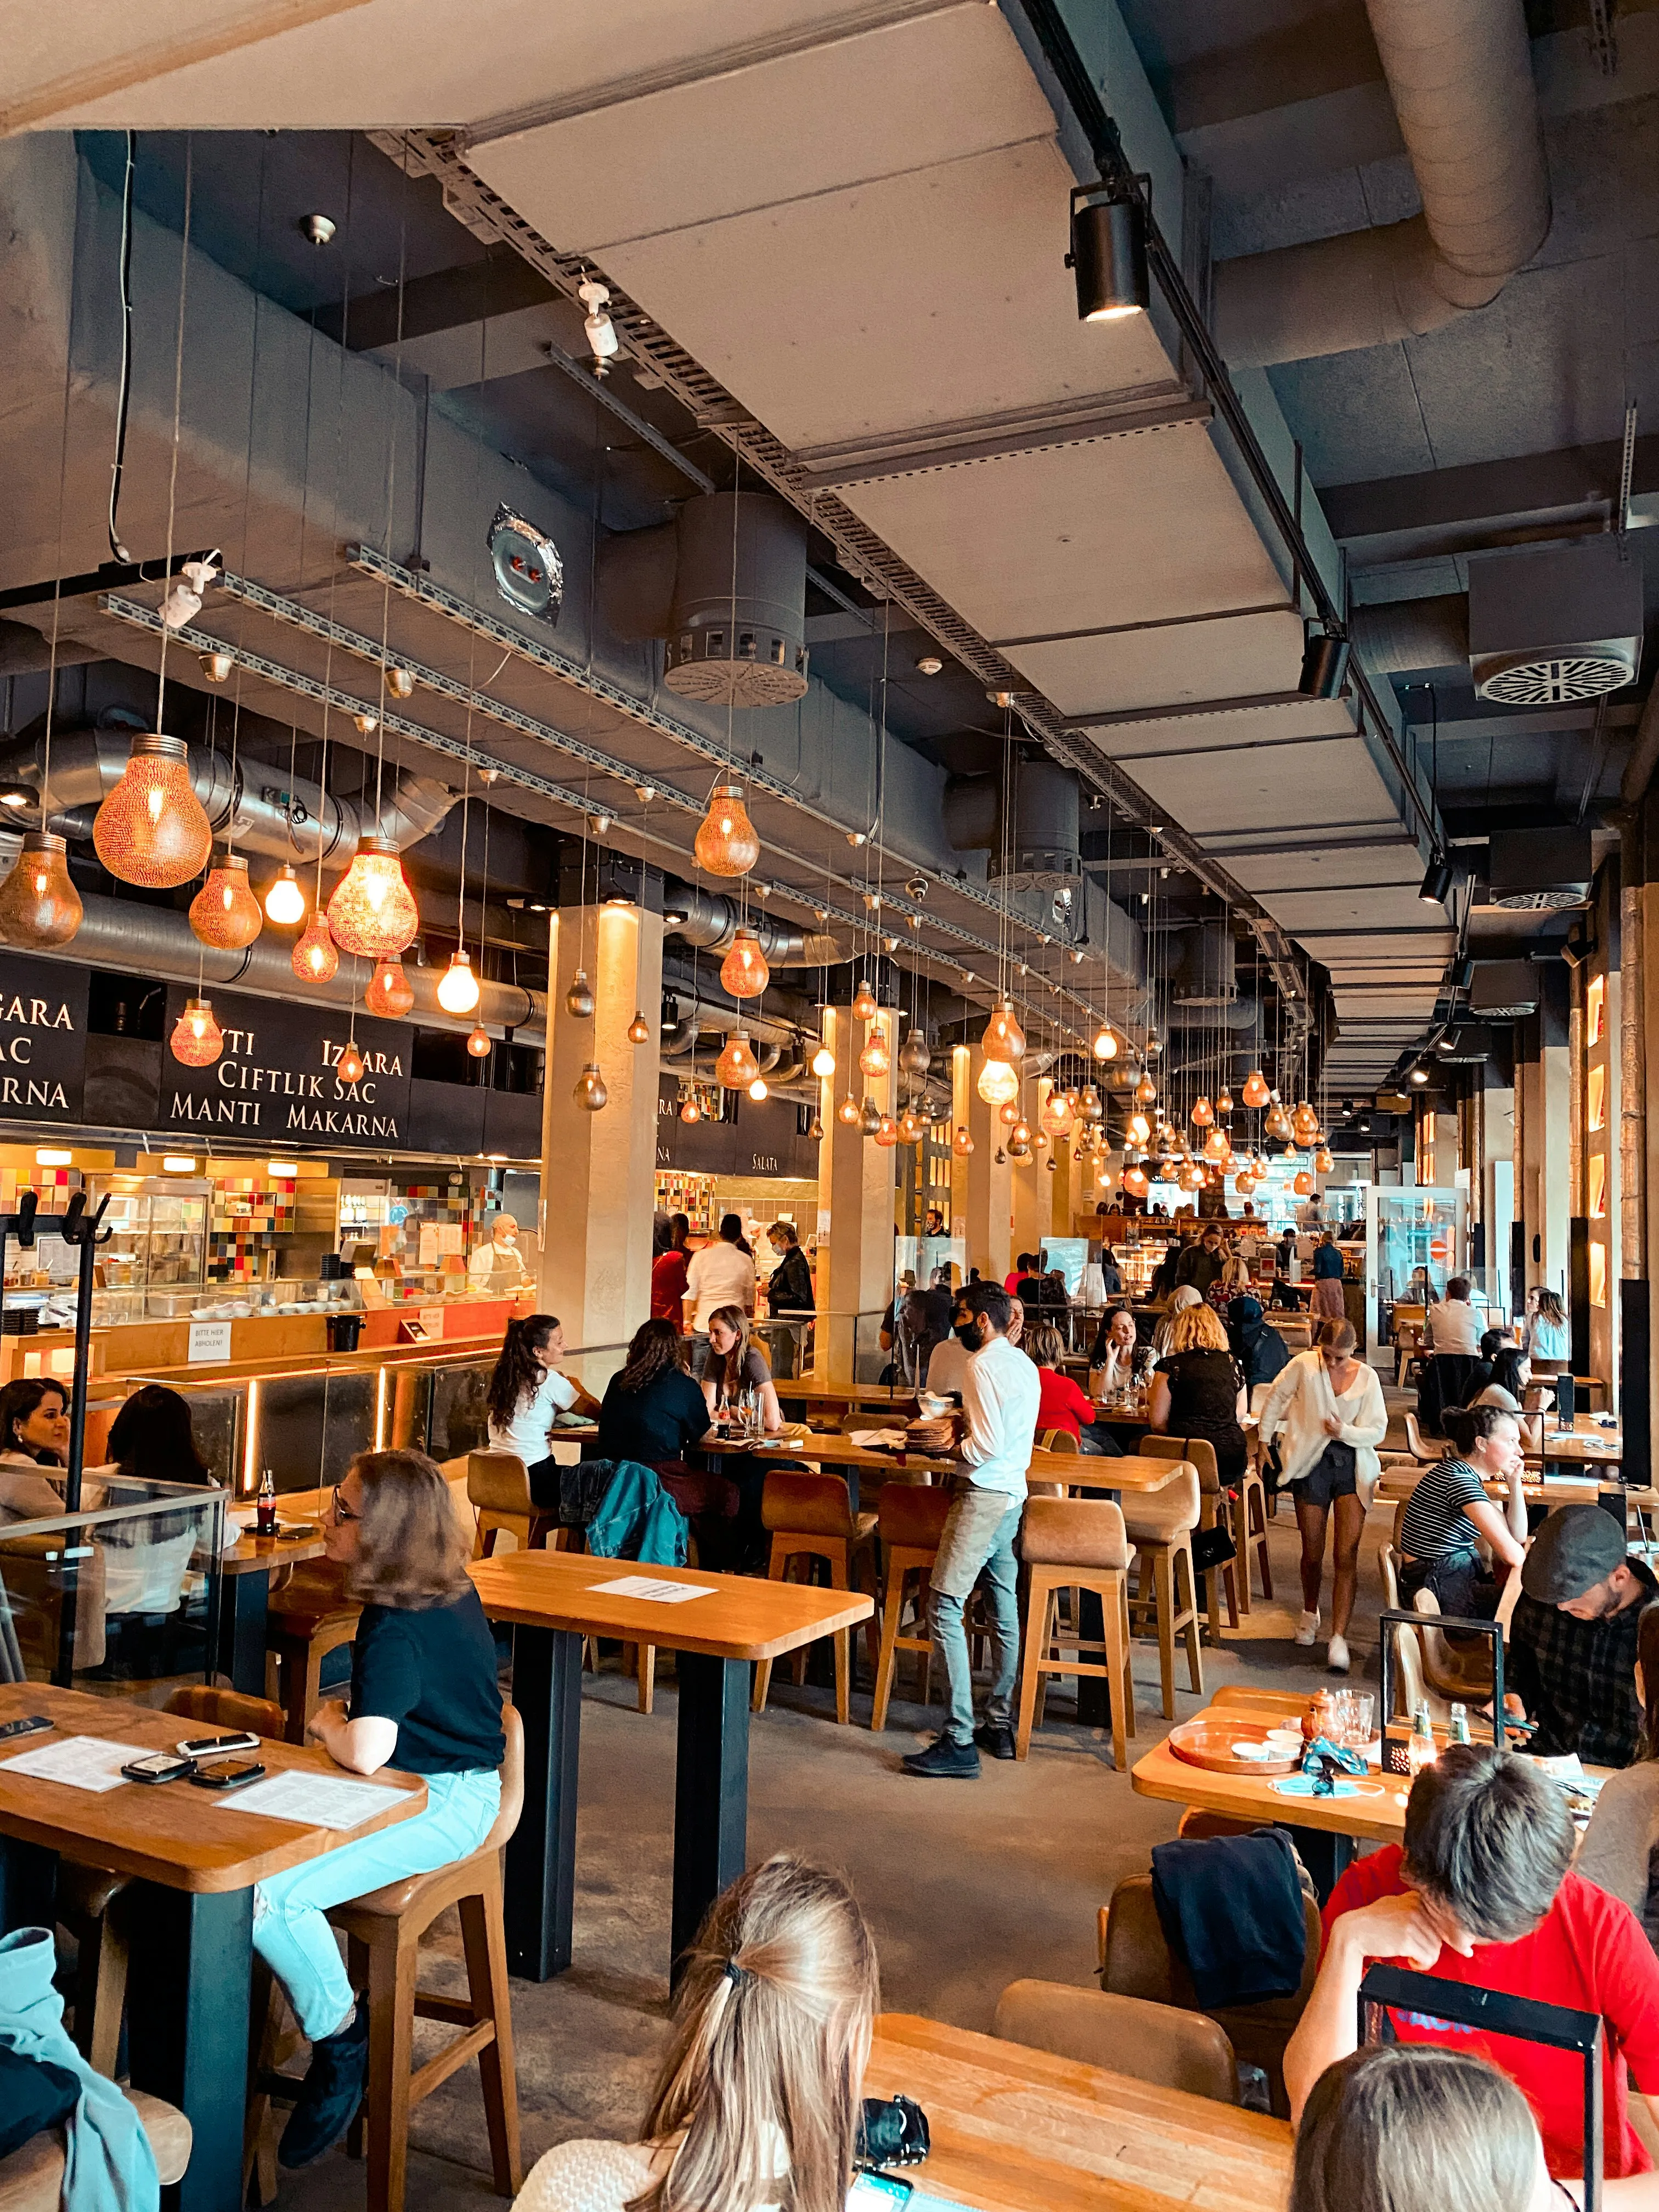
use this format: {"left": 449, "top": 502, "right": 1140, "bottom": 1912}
{"left": 212, "top": 1770, "right": 414, "bottom": 1829}
{"left": 1, "top": 1736, "right": 150, "bottom": 1792}
{"left": 590, "top": 1575, "right": 713, "bottom": 1604}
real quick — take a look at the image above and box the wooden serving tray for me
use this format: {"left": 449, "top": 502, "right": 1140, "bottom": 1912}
{"left": 1167, "top": 1719, "right": 1303, "bottom": 1777}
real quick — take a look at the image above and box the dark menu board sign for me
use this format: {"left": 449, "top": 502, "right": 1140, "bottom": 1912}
{"left": 656, "top": 1074, "right": 818, "bottom": 1179}
{"left": 161, "top": 987, "right": 415, "bottom": 1146}
{"left": 0, "top": 956, "right": 89, "bottom": 1123}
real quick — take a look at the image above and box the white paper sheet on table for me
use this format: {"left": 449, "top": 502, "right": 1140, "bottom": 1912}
{"left": 213, "top": 1770, "right": 414, "bottom": 1828}
{"left": 1, "top": 1736, "right": 150, "bottom": 1792}
{"left": 590, "top": 1575, "right": 713, "bottom": 1604}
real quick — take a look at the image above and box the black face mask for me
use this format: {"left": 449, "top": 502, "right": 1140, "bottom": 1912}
{"left": 953, "top": 1318, "right": 982, "bottom": 1350}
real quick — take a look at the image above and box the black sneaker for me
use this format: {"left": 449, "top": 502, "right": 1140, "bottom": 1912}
{"left": 280, "top": 1998, "right": 369, "bottom": 2169}
{"left": 974, "top": 1722, "right": 1017, "bottom": 1760}
{"left": 902, "top": 1734, "right": 981, "bottom": 1779}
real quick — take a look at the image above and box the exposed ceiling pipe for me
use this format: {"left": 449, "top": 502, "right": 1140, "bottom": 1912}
{"left": 0, "top": 620, "right": 101, "bottom": 676}
{"left": 663, "top": 879, "right": 806, "bottom": 963}
{"left": 658, "top": 994, "right": 805, "bottom": 1049}
{"left": 0, "top": 727, "right": 454, "bottom": 864}
{"left": 10, "top": 888, "right": 545, "bottom": 1043}
{"left": 1350, "top": 595, "right": 1471, "bottom": 675}
{"left": 1214, "top": 0, "right": 1550, "bottom": 368}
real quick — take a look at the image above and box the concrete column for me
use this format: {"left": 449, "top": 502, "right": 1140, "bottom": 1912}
{"left": 539, "top": 900, "right": 664, "bottom": 1348}
{"left": 1481, "top": 1076, "right": 1515, "bottom": 1316}
{"left": 964, "top": 1047, "right": 1012, "bottom": 1286}
{"left": 949, "top": 1045, "right": 970, "bottom": 1244}
{"left": 814, "top": 1004, "right": 896, "bottom": 1384}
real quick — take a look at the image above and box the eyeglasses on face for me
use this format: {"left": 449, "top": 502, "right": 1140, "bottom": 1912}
{"left": 330, "top": 1486, "right": 360, "bottom": 1525}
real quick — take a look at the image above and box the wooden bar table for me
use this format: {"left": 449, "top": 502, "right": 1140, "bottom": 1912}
{"left": 468, "top": 1550, "right": 872, "bottom": 1983}
{"left": 0, "top": 1684, "right": 424, "bottom": 2212}
{"left": 865, "top": 2013, "right": 1290, "bottom": 2212}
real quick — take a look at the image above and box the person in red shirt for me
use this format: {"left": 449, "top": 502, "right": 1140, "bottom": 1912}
{"left": 651, "top": 1213, "right": 691, "bottom": 1328}
{"left": 1025, "top": 1322, "right": 1119, "bottom": 1458}
{"left": 1005, "top": 1253, "right": 1034, "bottom": 1296}
{"left": 1284, "top": 1743, "right": 1659, "bottom": 2197}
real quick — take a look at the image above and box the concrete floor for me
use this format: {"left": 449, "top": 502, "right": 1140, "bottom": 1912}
{"left": 279, "top": 1474, "right": 1398, "bottom": 2212}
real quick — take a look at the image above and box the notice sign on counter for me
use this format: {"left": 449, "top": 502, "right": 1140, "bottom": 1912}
{"left": 188, "top": 1321, "right": 233, "bottom": 1363}
{"left": 161, "top": 988, "right": 414, "bottom": 1145}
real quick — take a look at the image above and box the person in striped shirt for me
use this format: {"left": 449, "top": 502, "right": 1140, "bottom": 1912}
{"left": 1397, "top": 1404, "right": 1528, "bottom": 1619}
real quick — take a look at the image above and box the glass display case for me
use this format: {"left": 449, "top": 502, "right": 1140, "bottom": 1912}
{"left": 1, "top": 1176, "right": 216, "bottom": 1329}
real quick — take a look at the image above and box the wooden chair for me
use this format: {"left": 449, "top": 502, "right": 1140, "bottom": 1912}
{"left": 1403, "top": 1412, "right": 1445, "bottom": 1464}
{"left": 1098, "top": 1871, "right": 1319, "bottom": 2118}
{"left": 1210, "top": 1685, "right": 1307, "bottom": 1715}
{"left": 870, "top": 1482, "right": 952, "bottom": 1731}
{"left": 1122, "top": 1465, "right": 1204, "bottom": 1718}
{"left": 1014, "top": 1496, "right": 1136, "bottom": 1773}
{"left": 752, "top": 1471, "right": 878, "bottom": 1724}
{"left": 60, "top": 1686, "right": 285, "bottom": 2079}
{"left": 305, "top": 1706, "right": 526, "bottom": 2212}
{"left": 266, "top": 1562, "right": 361, "bottom": 1744}
{"left": 1137, "top": 1434, "right": 1261, "bottom": 1638}
{"left": 993, "top": 1979, "right": 1237, "bottom": 2104}
{"left": 2, "top": 2092, "right": 191, "bottom": 2211}
{"left": 1410, "top": 1584, "right": 1497, "bottom": 1700}
{"left": 466, "top": 1449, "right": 561, "bottom": 1559}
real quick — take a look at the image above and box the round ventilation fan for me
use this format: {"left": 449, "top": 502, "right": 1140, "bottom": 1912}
{"left": 1475, "top": 650, "right": 1635, "bottom": 706}
{"left": 488, "top": 504, "right": 564, "bottom": 625}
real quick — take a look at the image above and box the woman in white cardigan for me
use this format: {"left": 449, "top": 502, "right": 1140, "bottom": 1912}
{"left": 1259, "top": 1317, "right": 1387, "bottom": 1677}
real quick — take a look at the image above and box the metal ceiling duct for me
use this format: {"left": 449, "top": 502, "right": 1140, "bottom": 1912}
{"left": 661, "top": 879, "right": 806, "bottom": 963}
{"left": 1349, "top": 595, "right": 1470, "bottom": 675}
{"left": 1468, "top": 960, "right": 1540, "bottom": 1019}
{"left": 1467, "top": 539, "right": 1643, "bottom": 704}
{"left": 1167, "top": 923, "right": 1238, "bottom": 1009}
{"left": 0, "top": 726, "right": 454, "bottom": 863}
{"left": 4, "top": 887, "right": 545, "bottom": 1042}
{"left": 1214, "top": 0, "right": 1550, "bottom": 367}
{"left": 941, "top": 757, "right": 1081, "bottom": 891}
{"left": 1475, "top": 826, "right": 1593, "bottom": 911}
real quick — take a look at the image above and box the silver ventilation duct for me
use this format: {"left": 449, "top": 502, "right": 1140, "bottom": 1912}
{"left": 941, "top": 757, "right": 1081, "bottom": 891}
{"left": 662, "top": 881, "right": 807, "bottom": 963}
{"left": 1350, "top": 595, "right": 1470, "bottom": 675}
{"left": 0, "top": 727, "right": 455, "bottom": 863}
{"left": 1214, "top": 0, "right": 1549, "bottom": 368}
{"left": 3, "top": 887, "right": 545, "bottom": 1043}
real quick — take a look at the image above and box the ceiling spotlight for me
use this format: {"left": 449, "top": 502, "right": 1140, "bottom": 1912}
{"left": 1298, "top": 627, "right": 1351, "bottom": 699}
{"left": 635, "top": 783, "right": 656, "bottom": 802}
{"left": 0, "top": 784, "right": 34, "bottom": 810}
{"left": 1419, "top": 855, "right": 1454, "bottom": 906}
{"left": 986, "top": 688, "right": 1015, "bottom": 708}
{"left": 847, "top": 830, "right": 867, "bottom": 847}
{"left": 157, "top": 554, "right": 219, "bottom": 631}
{"left": 199, "top": 650, "right": 234, "bottom": 684}
{"left": 385, "top": 665, "right": 416, "bottom": 699}
{"left": 302, "top": 213, "right": 336, "bottom": 246}
{"left": 916, "top": 654, "right": 944, "bottom": 676}
{"left": 478, "top": 765, "right": 501, "bottom": 784}
{"left": 353, "top": 712, "right": 378, "bottom": 736}
{"left": 1409, "top": 1065, "right": 1430, "bottom": 1085}
{"left": 590, "top": 812, "right": 612, "bottom": 835}
{"left": 577, "top": 275, "right": 620, "bottom": 375}
{"left": 1067, "top": 179, "right": 1149, "bottom": 322}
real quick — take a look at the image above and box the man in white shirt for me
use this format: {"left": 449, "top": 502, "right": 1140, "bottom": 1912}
{"left": 904, "top": 1282, "right": 1040, "bottom": 1779}
{"left": 469, "top": 1211, "right": 532, "bottom": 1287}
{"left": 684, "top": 1214, "right": 756, "bottom": 1377}
{"left": 1424, "top": 1274, "right": 1481, "bottom": 1355}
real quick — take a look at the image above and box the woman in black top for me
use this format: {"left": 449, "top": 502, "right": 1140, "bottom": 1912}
{"left": 766, "top": 1222, "right": 815, "bottom": 1314}
{"left": 598, "top": 1318, "right": 715, "bottom": 1466}
{"left": 1148, "top": 1300, "right": 1248, "bottom": 1483}
{"left": 252, "top": 1448, "right": 505, "bottom": 2169}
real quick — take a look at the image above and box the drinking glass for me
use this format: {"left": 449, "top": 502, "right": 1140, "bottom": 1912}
{"left": 1344, "top": 1692, "right": 1374, "bottom": 1747}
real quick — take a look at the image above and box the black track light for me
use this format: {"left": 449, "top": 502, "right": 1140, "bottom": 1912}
{"left": 1068, "top": 181, "right": 1149, "bottom": 324}
{"left": 1298, "top": 627, "right": 1351, "bottom": 698}
{"left": 1419, "top": 856, "right": 1454, "bottom": 906}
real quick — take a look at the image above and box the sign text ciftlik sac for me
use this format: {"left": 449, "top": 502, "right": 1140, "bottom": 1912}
{"left": 162, "top": 988, "right": 414, "bottom": 1144}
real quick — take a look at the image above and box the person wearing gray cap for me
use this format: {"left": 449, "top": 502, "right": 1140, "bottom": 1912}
{"left": 1508, "top": 1504, "right": 1658, "bottom": 1767}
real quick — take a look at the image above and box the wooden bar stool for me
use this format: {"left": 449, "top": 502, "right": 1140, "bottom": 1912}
{"left": 467, "top": 1449, "right": 563, "bottom": 1558}
{"left": 752, "top": 1470, "right": 878, "bottom": 1725}
{"left": 870, "top": 1481, "right": 953, "bottom": 1730}
{"left": 1014, "top": 1494, "right": 1136, "bottom": 1772}
{"left": 1121, "top": 1464, "right": 1204, "bottom": 1718}
{"left": 266, "top": 1563, "right": 362, "bottom": 1743}
{"left": 329, "top": 1706, "right": 525, "bottom": 2212}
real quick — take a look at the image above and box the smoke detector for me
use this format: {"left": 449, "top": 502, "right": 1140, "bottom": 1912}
{"left": 1468, "top": 539, "right": 1642, "bottom": 705}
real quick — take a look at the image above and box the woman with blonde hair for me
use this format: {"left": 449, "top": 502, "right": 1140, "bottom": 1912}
{"left": 1207, "top": 1252, "right": 1252, "bottom": 1315}
{"left": 702, "top": 1305, "right": 783, "bottom": 1436}
{"left": 1148, "top": 1299, "right": 1248, "bottom": 1487}
{"left": 255, "top": 1449, "right": 506, "bottom": 2169}
{"left": 517, "top": 1854, "right": 879, "bottom": 2212}
{"left": 1150, "top": 1280, "right": 1203, "bottom": 1358}
{"left": 1259, "top": 1317, "right": 1386, "bottom": 1675}
{"left": 1290, "top": 2045, "right": 1550, "bottom": 2212}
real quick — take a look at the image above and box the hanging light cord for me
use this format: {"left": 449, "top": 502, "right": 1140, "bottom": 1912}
{"left": 107, "top": 131, "right": 137, "bottom": 565}
{"left": 153, "top": 139, "right": 194, "bottom": 735}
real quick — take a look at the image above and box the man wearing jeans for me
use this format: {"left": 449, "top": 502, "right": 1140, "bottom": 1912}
{"left": 904, "top": 1281, "right": 1039, "bottom": 1778}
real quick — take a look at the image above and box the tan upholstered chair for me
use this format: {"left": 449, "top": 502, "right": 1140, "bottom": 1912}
{"left": 1098, "top": 1871, "right": 1319, "bottom": 2118}
{"left": 870, "top": 1482, "right": 952, "bottom": 1731}
{"left": 753, "top": 1471, "right": 878, "bottom": 1724}
{"left": 1015, "top": 1496, "right": 1136, "bottom": 1772}
{"left": 1121, "top": 1464, "right": 1204, "bottom": 1717}
{"left": 266, "top": 1563, "right": 360, "bottom": 1743}
{"left": 994, "top": 1978, "right": 1237, "bottom": 2104}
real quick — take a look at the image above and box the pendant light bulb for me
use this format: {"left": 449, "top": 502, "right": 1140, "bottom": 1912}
{"left": 263, "top": 864, "right": 307, "bottom": 928}
{"left": 189, "top": 855, "right": 263, "bottom": 951}
{"left": 565, "top": 968, "right": 595, "bottom": 1019}
{"left": 898, "top": 1027, "right": 932, "bottom": 1080}
{"left": 693, "top": 782, "right": 760, "bottom": 877}
{"left": 575, "top": 1062, "right": 608, "bottom": 1111}
{"left": 837, "top": 1094, "right": 861, "bottom": 1127}
{"left": 337, "top": 1038, "right": 366, "bottom": 1086}
{"left": 1040, "top": 1090, "right": 1073, "bottom": 1138}
{"left": 364, "top": 958, "right": 415, "bottom": 1019}
{"left": 1216, "top": 1090, "right": 1234, "bottom": 1117}
{"left": 1242, "top": 1069, "right": 1270, "bottom": 1109}
{"left": 467, "top": 1024, "right": 493, "bottom": 1059}
{"left": 169, "top": 995, "right": 223, "bottom": 1068}
{"left": 326, "top": 836, "right": 419, "bottom": 957}
{"left": 808, "top": 1114, "right": 824, "bottom": 1141}
{"left": 1079, "top": 1084, "right": 1102, "bottom": 1121}
{"left": 680, "top": 1094, "right": 701, "bottom": 1124}
{"left": 1190, "top": 1095, "right": 1214, "bottom": 1128}
{"left": 719, "top": 928, "right": 770, "bottom": 998}
{"left": 852, "top": 979, "right": 878, "bottom": 1023}
{"left": 436, "top": 949, "right": 482, "bottom": 1015}
{"left": 1134, "top": 1073, "right": 1158, "bottom": 1108}
{"left": 93, "top": 733, "right": 213, "bottom": 889}
{"left": 1127, "top": 1112, "right": 1150, "bottom": 1146}
{"left": 0, "top": 832, "right": 81, "bottom": 950}
{"left": 859, "top": 1096, "right": 883, "bottom": 1136}
{"left": 873, "top": 1115, "right": 898, "bottom": 1148}
{"left": 748, "top": 1075, "right": 769, "bottom": 1102}
{"left": 977, "top": 1057, "right": 1020, "bottom": 1107}
{"left": 715, "top": 1031, "right": 760, "bottom": 1089}
{"left": 811, "top": 1043, "right": 836, "bottom": 1079}
{"left": 858, "top": 1026, "right": 890, "bottom": 1079}
{"left": 292, "top": 911, "right": 339, "bottom": 983}
{"left": 628, "top": 1009, "right": 652, "bottom": 1045}
{"left": 1313, "top": 1144, "right": 1334, "bottom": 1173}
{"left": 952, "top": 1125, "right": 974, "bottom": 1157}
{"left": 1092, "top": 1024, "right": 1118, "bottom": 1062}
{"left": 980, "top": 997, "right": 1025, "bottom": 1065}
{"left": 1293, "top": 1169, "right": 1314, "bottom": 1197}
{"left": 1000, "top": 1099, "right": 1020, "bottom": 1127}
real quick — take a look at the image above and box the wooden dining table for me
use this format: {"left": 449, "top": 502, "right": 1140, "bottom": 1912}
{"left": 218, "top": 1504, "right": 329, "bottom": 1694}
{"left": 865, "top": 2012, "right": 1291, "bottom": 2212}
{"left": 0, "top": 1683, "right": 425, "bottom": 2212}
{"left": 467, "top": 1549, "right": 872, "bottom": 1983}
